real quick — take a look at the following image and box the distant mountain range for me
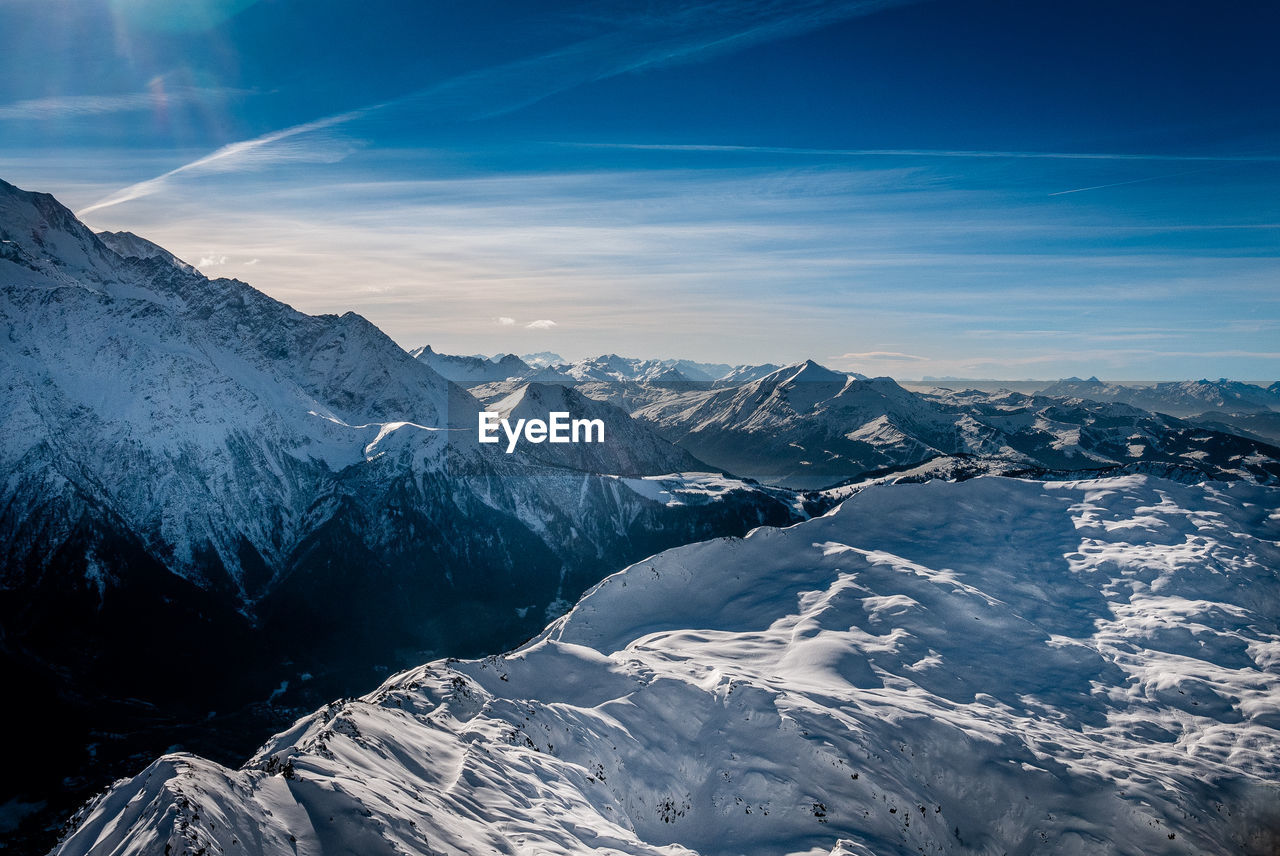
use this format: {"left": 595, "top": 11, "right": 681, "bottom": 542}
{"left": 406, "top": 358, "right": 1280, "bottom": 490}
{"left": 410, "top": 345, "right": 574, "bottom": 384}
{"left": 1040, "top": 375, "right": 1280, "bottom": 417}
{"left": 411, "top": 348, "right": 782, "bottom": 389}
{"left": 628, "top": 363, "right": 1279, "bottom": 489}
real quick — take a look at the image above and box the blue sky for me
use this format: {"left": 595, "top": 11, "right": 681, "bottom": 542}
{"left": 2, "top": 0, "right": 1277, "bottom": 379}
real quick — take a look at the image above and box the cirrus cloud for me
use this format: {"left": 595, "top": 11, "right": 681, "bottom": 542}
{"left": 835, "top": 351, "right": 928, "bottom": 361}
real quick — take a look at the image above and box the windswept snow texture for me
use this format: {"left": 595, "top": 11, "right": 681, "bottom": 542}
{"left": 57, "top": 476, "right": 1280, "bottom": 856}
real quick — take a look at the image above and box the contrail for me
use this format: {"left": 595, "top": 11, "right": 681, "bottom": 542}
{"left": 77, "top": 0, "right": 921, "bottom": 217}
{"left": 1048, "top": 165, "right": 1235, "bottom": 197}
{"left": 78, "top": 109, "right": 367, "bottom": 216}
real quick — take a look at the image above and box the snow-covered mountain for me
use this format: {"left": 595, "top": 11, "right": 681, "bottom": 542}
{"left": 628, "top": 362, "right": 1280, "bottom": 489}
{"left": 558, "top": 354, "right": 769, "bottom": 386}
{"left": 409, "top": 345, "right": 572, "bottom": 384}
{"left": 666, "top": 359, "right": 736, "bottom": 382}
{"left": 1190, "top": 410, "right": 1280, "bottom": 445}
{"left": 54, "top": 474, "right": 1280, "bottom": 856}
{"left": 1, "top": 177, "right": 801, "bottom": 627}
{"left": 520, "top": 351, "right": 565, "bottom": 369}
{"left": 1040, "top": 376, "right": 1280, "bottom": 417}
{"left": 96, "top": 229, "right": 197, "bottom": 272}
{"left": 713, "top": 361, "right": 783, "bottom": 386}
{"left": 0, "top": 178, "right": 811, "bottom": 850}
{"left": 560, "top": 354, "right": 685, "bottom": 384}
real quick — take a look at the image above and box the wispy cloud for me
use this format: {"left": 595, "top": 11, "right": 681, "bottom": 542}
{"left": 835, "top": 351, "right": 928, "bottom": 361}
{"left": 962, "top": 327, "right": 1195, "bottom": 342}
{"left": 77, "top": 0, "right": 921, "bottom": 215}
{"left": 76, "top": 158, "right": 1279, "bottom": 376}
{"left": 0, "top": 86, "right": 251, "bottom": 120}
{"left": 496, "top": 316, "right": 516, "bottom": 326}
{"left": 565, "top": 142, "right": 1280, "bottom": 163}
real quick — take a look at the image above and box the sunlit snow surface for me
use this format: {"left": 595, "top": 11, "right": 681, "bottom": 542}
{"left": 56, "top": 476, "right": 1280, "bottom": 856}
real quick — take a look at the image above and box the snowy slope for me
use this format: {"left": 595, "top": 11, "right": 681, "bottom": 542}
{"left": 55, "top": 475, "right": 1280, "bottom": 856}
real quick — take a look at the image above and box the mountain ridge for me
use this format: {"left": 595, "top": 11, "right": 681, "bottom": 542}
{"left": 625, "top": 361, "right": 1280, "bottom": 489}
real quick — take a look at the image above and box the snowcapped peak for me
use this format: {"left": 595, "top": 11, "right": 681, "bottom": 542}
{"left": 493, "top": 380, "right": 577, "bottom": 416}
{"left": 520, "top": 351, "right": 564, "bottom": 369}
{"left": 772, "top": 360, "right": 848, "bottom": 386}
{"left": 413, "top": 345, "right": 542, "bottom": 383}
{"left": 96, "top": 230, "right": 195, "bottom": 272}
{"left": 714, "top": 362, "right": 782, "bottom": 387}
{"left": 651, "top": 367, "right": 692, "bottom": 384}
{"left": 494, "top": 353, "right": 533, "bottom": 371}
{"left": 0, "top": 177, "right": 121, "bottom": 283}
